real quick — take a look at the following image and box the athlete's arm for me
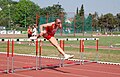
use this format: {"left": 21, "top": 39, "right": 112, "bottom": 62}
{"left": 40, "top": 22, "right": 55, "bottom": 32}
{"left": 37, "top": 22, "right": 55, "bottom": 38}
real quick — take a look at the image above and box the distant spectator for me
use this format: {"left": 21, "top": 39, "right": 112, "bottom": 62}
{"left": 27, "top": 26, "right": 32, "bottom": 45}
{"left": 30, "top": 25, "right": 38, "bottom": 46}
{"left": 27, "top": 26, "right": 32, "bottom": 38}
{"left": 32, "top": 25, "right": 37, "bottom": 37}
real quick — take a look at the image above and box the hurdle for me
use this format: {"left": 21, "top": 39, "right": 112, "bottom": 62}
{"left": 58, "top": 39, "right": 79, "bottom": 66}
{"left": 58, "top": 38, "right": 99, "bottom": 66}
{"left": 37, "top": 38, "right": 99, "bottom": 67}
{"left": 0, "top": 38, "right": 62, "bottom": 73}
{"left": 0, "top": 39, "right": 10, "bottom": 74}
{"left": 79, "top": 38, "right": 99, "bottom": 64}
{"left": 9, "top": 39, "right": 38, "bottom": 73}
{"left": 38, "top": 39, "right": 61, "bottom": 69}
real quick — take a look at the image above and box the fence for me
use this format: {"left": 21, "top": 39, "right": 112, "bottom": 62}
{"left": 0, "top": 30, "right": 21, "bottom": 34}
{"left": 36, "top": 12, "right": 93, "bottom": 36}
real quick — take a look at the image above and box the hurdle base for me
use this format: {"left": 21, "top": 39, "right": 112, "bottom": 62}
{"left": 81, "top": 60, "right": 98, "bottom": 65}
{"left": 0, "top": 69, "right": 9, "bottom": 74}
{"left": 40, "top": 64, "right": 60, "bottom": 69}
{"left": 11, "top": 66, "right": 37, "bottom": 73}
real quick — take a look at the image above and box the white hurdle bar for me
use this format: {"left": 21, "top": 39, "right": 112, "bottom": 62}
{"left": 0, "top": 38, "right": 99, "bottom": 42}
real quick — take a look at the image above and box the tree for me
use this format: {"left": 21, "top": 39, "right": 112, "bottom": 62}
{"left": 103, "top": 13, "right": 117, "bottom": 33}
{"left": 41, "top": 3, "right": 65, "bottom": 16}
{"left": 74, "top": 4, "right": 85, "bottom": 34}
{"left": 116, "top": 13, "right": 120, "bottom": 31}
{"left": 79, "top": 4, "right": 84, "bottom": 35}
{"left": 76, "top": 7, "right": 79, "bottom": 15}
{"left": 0, "top": 0, "right": 13, "bottom": 28}
{"left": 12, "top": 0, "right": 41, "bottom": 28}
{"left": 0, "top": 0, "right": 41, "bottom": 30}
{"left": 98, "top": 13, "right": 118, "bottom": 34}
{"left": 79, "top": 4, "right": 84, "bottom": 16}
{"left": 91, "top": 12, "right": 99, "bottom": 31}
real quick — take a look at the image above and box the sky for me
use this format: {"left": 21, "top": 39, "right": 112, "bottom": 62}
{"left": 13, "top": 0, "right": 120, "bottom": 16}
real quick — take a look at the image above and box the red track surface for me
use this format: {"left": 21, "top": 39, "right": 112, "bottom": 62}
{"left": 0, "top": 55, "right": 120, "bottom": 77}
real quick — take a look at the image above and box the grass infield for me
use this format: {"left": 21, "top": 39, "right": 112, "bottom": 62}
{"left": 0, "top": 35, "right": 120, "bottom": 63}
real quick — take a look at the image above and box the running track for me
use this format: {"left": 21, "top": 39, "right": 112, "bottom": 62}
{"left": 0, "top": 62, "right": 120, "bottom": 77}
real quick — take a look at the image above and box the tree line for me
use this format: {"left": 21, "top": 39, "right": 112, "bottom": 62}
{"left": 76, "top": 4, "right": 120, "bottom": 34}
{"left": 0, "top": 0, "right": 120, "bottom": 34}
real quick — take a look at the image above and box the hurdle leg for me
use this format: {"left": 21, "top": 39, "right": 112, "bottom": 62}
{"left": 95, "top": 39, "right": 99, "bottom": 62}
{"left": 82, "top": 40, "right": 85, "bottom": 64}
{"left": 80, "top": 38, "right": 99, "bottom": 64}
{"left": 7, "top": 40, "right": 10, "bottom": 74}
{"left": 60, "top": 40, "right": 64, "bottom": 67}
{"left": 39, "top": 40, "right": 42, "bottom": 69}
{"left": 11, "top": 40, "right": 14, "bottom": 73}
{"left": 36, "top": 40, "right": 38, "bottom": 70}
{"left": 80, "top": 40, "right": 84, "bottom": 65}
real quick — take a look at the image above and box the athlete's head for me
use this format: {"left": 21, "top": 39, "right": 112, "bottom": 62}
{"left": 55, "top": 19, "right": 62, "bottom": 28}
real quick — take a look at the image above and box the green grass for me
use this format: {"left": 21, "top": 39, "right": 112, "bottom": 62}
{"left": 0, "top": 36, "right": 120, "bottom": 63}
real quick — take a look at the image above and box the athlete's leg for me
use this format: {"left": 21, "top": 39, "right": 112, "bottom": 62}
{"left": 48, "top": 37, "right": 66, "bottom": 56}
{"left": 48, "top": 37, "right": 74, "bottom": 59}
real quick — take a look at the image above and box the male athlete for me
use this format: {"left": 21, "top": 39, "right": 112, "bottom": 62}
{"left": 37, "top": 19, "right": 74, "bottom": 60}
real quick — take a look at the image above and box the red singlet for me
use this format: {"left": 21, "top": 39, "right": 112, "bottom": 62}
{"left": 43, "top": 24, "right": 58, "bottom": 40}
{"left": 28, "top": 29, "right": 32, "bottom": 35}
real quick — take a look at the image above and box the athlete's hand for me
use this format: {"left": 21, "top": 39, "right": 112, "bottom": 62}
{"left": 37, "top": 30, "right": 47, "bottom": 38}
{"left": 41, "top": 30, "right": 47, "bottom": 34}
{"left": 37, "top": 34, "right": 41, "bottom": 38}
{"left": 40, "top": 30, "right": 47, "bottom": 36}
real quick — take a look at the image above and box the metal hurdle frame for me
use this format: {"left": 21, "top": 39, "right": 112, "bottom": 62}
{"left": 58, "top": 38, "right": 99, "bottom": 66}
{"left": 58, "top": 38, "right": 80, "bottom": 66}
{"left": 0, "top": 39, "right": 11, "bottom": 73}
{"left": 38, "top": 39, "right": 62, "bottom": 69}
{"left": 37, "top": 38, "right": 99, "bottom": 67}
{"left": 10, "top": 39, "right": 39, "bottom": 73}
{"left": 79, "top": 38, "right": 99, "bottom": 64}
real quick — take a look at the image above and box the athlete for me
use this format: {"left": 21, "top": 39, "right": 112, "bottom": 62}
{"left": 37, "top": 19, "right": 74, "bottom": 60}
{"left": 27, "top": 26, "right": 32, "bottom": 38}
{"left": 27, "top": 26, "right": 33, "bottom": 45}
{"left": 32, "top": 25, "right": 37, "bottom": 37}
